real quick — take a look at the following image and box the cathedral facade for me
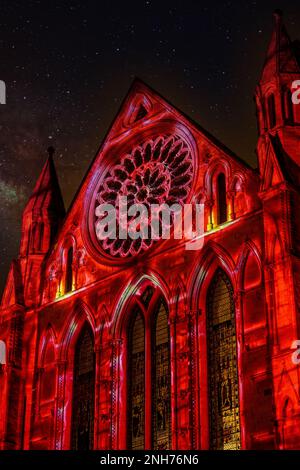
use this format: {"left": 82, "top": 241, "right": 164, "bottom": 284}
{"left": 1, "top": 12, "right": 300, "bottom": 450}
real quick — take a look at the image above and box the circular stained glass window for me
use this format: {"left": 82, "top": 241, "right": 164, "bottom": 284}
{"left": 94, "top": 134, "right": 193, "bottom": 257}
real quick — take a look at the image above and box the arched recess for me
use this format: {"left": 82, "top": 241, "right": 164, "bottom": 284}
{"left": 205, "top": 159, "right": 232, "bottom": 198}
{"left": 112, "top": 277, "right": 172, "bottom": 450}
{"left": 237, "top": 243, "right": 265, "bottom": 336}
{"left": 204, "top": 159, "right": 231, "bottom": 229}
{"left": 58, "top": 235, "right": 77, "bottom": 296}
{"left": 71, "top": 322, "right": 95, "bottom": 450}
{"left": 39, "top": 330, "right": 57, "bottom": 404}
{"left": 242, "top": 248, "right": 261, "bottom": 290}
{"left": 35, "top": 325, "right": 57, "bottom": 449}
{"left": 56, "top": 300, "right": 96, "bottom": 450}
{"left": 230, "top": 173, "right": 247, "bottom": 219}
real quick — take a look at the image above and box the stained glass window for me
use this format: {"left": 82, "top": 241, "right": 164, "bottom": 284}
{"left": 71, "top": 324, "right": 95, "bottom": 450}
{"left": 207, "top": 269, "right": 240, "bottom": 450}
{"left": 152, "top": 301, "right": 171, "bottom": 450}
{"left": 95, "top": 135, "right": 193, "bottom": 258}
{"left": 128, "top": 300, "right": 171, "bottom": 450}
{"left": 128, "top": 311, "right": 145, "bottom": 450}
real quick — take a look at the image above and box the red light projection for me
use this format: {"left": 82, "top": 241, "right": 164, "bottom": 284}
{"left": 95, "top": 134, "right": 193, "bottom": 257}
{"left": 1, "top": 12, "right": 300, "bottom": 451}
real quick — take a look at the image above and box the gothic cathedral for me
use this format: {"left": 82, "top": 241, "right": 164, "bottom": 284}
{"left": 1, "top": 12, "right": 300, "bottom": 450}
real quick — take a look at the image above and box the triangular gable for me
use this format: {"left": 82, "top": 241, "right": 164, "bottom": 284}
{"left": 46, "top": 78, "right": 255, "bottom": 258}
{"left": 106, "top": 80, "right": 169, "bottom": 142}
{"left": 261, "top": 134, "right": 300, "bottom": 191}
{"left": 109, "top": 80, "right": 253, "bottom": 167}
{"left": 278, "top": 365, "right": 300, "bottom": 405}
{"left": 261, "top": 137, "right": 285, "bottom": 191}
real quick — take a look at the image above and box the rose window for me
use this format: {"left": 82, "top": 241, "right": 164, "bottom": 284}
{"left": 95, "top": 135, "right": 193, "bottom": 257}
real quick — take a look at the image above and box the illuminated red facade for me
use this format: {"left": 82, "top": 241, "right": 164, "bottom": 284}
{"left": 1, "top": 12, "right": 300, "bottom": 450}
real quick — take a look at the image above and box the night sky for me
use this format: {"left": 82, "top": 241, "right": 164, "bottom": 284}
{"left": 1, "top": 0, "right": 300, "bottom": 292}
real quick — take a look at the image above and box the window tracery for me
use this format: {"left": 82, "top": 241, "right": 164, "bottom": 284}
{"left": 207, "top": 269, "right": 240, "bottom": 450}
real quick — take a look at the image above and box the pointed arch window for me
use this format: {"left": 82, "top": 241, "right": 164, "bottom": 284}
{"left": 152, "top": 301, "right": 171, "bottom": 450}
{"left": 217, "top": 173, "right": 227, "bottom": 225}
{"left": 128, "top": 310, "right": 145, "bottom": 450}
{"left": 207, "top": 269, "right": 240, "bottom": 450}
{"left": 267, "top": 93, "right": 276, "bottom": 128}
{"left": 71, "top": 324, "right": 95, "bottom": 450}
{"left": 65, "top": 246, "right": 73, "bottom": 293}
{"left": 127, "top": 298, "right": 171, "bottom": 450}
